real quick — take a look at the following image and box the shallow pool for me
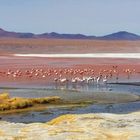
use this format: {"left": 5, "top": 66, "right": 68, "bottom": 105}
{"left": 0, "top": 83, "right": 140, "bottom": 123}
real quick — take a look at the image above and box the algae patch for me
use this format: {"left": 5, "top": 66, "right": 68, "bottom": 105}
{"left": 0, "top": 93, "right": 61, "bottom": 112}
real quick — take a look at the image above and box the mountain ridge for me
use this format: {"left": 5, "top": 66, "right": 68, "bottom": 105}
{"left": 0, "top": 28, "right": 140, "bottom": 40}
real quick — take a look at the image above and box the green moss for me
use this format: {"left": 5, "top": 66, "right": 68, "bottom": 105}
{"left": 31, "top": 96, "right": 61, "bottom": 104}
{"left": 0, "top": 103, "right": 10, "bottom": 111}
{"left": 0, "top": 93, "right": 10, "bottom": 100}
{"left": 0, "top": 93, "right": 61, "bottom": 111}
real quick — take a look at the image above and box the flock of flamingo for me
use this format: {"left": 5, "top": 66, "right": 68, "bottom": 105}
{"left": 0, "top": 65, "right": 136, "bottom": 88}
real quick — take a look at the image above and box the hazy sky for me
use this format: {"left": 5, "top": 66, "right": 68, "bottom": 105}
{"left": 0, "top": 0, "right": 140, "bottom": 35}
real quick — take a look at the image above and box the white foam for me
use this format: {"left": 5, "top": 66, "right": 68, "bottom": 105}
{"left": 14, "top": 53, "right": 140, "bottom": 59}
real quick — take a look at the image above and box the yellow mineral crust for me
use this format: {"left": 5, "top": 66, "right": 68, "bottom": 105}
{"left": 0, "top": 113, "right": 140, "bottom": 139}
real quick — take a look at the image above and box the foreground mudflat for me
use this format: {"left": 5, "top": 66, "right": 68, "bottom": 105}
{"left": 0, "top": 112, "right": 140, "bottom": 140}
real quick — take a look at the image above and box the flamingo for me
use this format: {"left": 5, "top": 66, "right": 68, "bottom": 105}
{"left": 103, "top": 76, "right": 108, "bottom": 85}
{"left": 59, "top": 78, "right": 69, "bottom": 89}
{"left": 96, "top": 76, "right": 102, "bottom": 85}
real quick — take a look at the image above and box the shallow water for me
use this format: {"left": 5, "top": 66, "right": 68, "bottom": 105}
{"left": 1, "top": 83, "right": 140, "bottom": 98}
{"left": 1, "top": 101, "right": 140, "bottom": 123}
{"left": 0, "top": 83, "right": 140, "bottom": 123}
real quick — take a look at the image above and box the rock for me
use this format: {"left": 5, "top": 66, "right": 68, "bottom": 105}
{"left": 0, "top": 112, "right": 140, "bottom": 139}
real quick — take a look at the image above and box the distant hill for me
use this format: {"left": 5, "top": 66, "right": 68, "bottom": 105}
{"left": 0, "top": 28, "right": 140, "bottom": 40}
{"left": 38, "top": 32, "right": 96, "bottom": 39}
{"left": 0, "top": 28, "right": 35, "bottom": 38}
{"left": 99, "top": 31, "right": 140, "bottom": 40}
